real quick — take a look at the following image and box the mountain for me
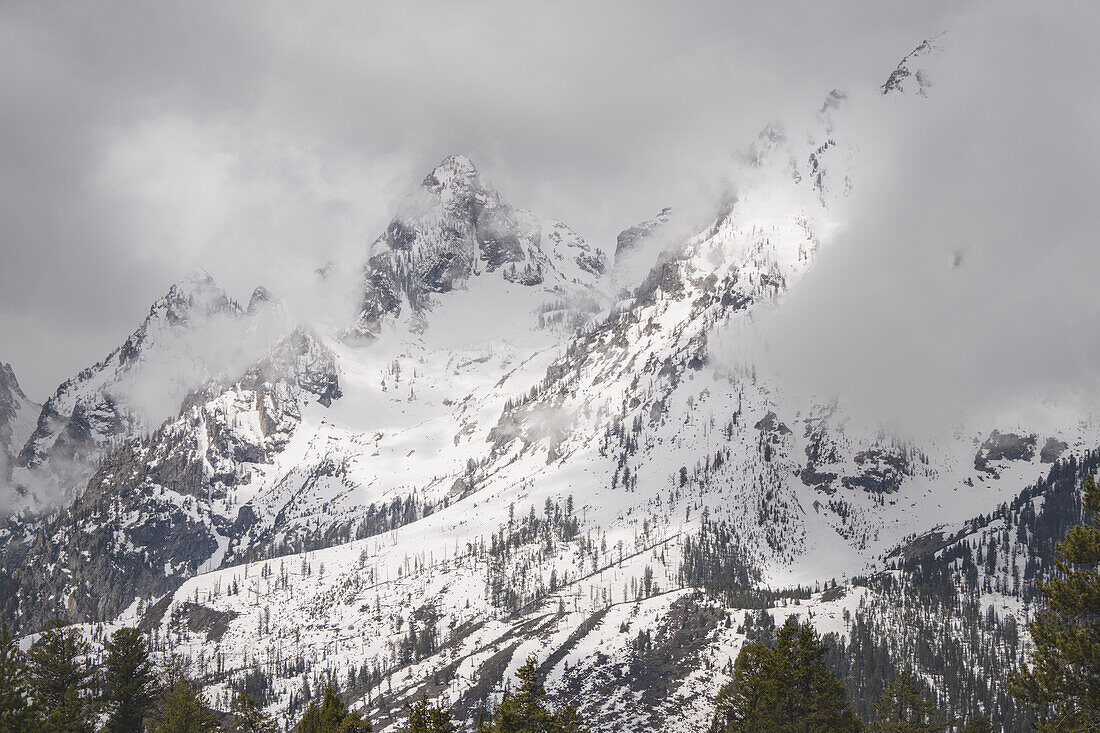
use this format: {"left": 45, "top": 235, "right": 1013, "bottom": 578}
{"left": 355, "top": 154, "right": 607, "bottom": 341}
{"left": 0, "top": 363, "right": 39, "bottom": 511}
{"left": 0, "top": 35, "right": 1092, "bottom": 733}
{"left": 8, "top": 271, "right": 280, "bottom": 512}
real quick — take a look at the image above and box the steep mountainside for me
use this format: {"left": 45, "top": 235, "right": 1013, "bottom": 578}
{"left": 1, "top": 36, "right": 1092, "bottom": 733}
{"left": 0, "top": 363, "right": 39, "bottom": 509}
{"left": 8, "top": 271, "right": 292, "bottom": 513}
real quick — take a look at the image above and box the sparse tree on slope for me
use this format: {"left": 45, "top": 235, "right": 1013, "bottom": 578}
{"left": 868, "top": 670, "right": 945, "bottom": 733}
{"left": 102, "top": 627, "right": 160, "bottom": 733}
{"left": 711, "top": 617, "right": 862, "bottom": 733}
{"left": 1010, "top": 472, "right": 1100, "bottom": 732}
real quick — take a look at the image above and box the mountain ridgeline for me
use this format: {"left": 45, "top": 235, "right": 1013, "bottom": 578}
{"left": 0, "top": 37, "right": 1094, "bottom": 732}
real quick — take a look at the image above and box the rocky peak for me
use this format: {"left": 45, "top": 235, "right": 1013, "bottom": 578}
{"left": 0, "top": 363, "right": 27, "bottom": 407}
{"left": 421, "top": 154, "right": 480, "bottom": 194}
{"left": 882, "top": 34, "right": 943, "bottom": 97}
{"left": 247, "top": 286, "right": 274, "bottom": 315}
{"left": 611, "top": 208, "right": 675, "bottom": 293}
{"left": 152, "top": 269, "right": 239, "bottom": 328}
{"left": 615, "top": 208, "right": 673, "bottom": 262}
{"left": 356, "top": 155, "right": 556, "bottom": 336}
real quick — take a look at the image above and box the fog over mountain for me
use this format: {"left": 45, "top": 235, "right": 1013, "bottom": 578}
{"left": 1, "top": 3, "right": 1099, "bottom": 733}
{"left": 1, "top": 0, "right": 964, "bottom": 399}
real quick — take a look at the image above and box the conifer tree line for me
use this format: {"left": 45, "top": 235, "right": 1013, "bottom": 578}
{"left": 710, "top": 471, "right": 1099, "bottom": 732}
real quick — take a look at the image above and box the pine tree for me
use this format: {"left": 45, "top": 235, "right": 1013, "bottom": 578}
{"left": 710, "top": 618, "right": 861, "bottom": 733}
{"left": 406, "top": 694, "right": 456, "bottom": 733}
{"left": 957, "top": 713, "right": 993, "bottom": 733}
{"left": 476, "top": 657, "right": 587, "bottom": 733}
{"left": 296, "top": 685, "right": 371, "bottom": 733}
{"left": 103, "top": 627, "right": 160, "bottom": 733}
{"left": 1010, "top": 472, "right": 1100, "bottom": 731}
{"left": 231, "top": 691, "right": 277, "bottom": 733}
{"left": 868, "top": 670, "right": 945, "bottom": 732}
{"left": 0, "top": 623, "right": 32, "bottom": 733}
{"left": 151, "top": 662, "right": 219, "bottom": 733}
{"left": 42, "top": 684, "right": 94, "bottom": 733}
{"left": 25, "top": 619, "right": 95, "bottom": 724}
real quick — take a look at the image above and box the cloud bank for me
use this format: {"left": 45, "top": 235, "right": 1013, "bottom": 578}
{"left": 746, "top": 2, "right": 1100, "bottom": 435}
{"left": 0, "top": 1, "right": 958, "bottom": 398}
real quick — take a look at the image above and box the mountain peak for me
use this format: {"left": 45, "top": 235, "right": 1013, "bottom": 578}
{"left": 0, "top": 363, "right": 26, "bottom": 403}
{"left": 422, "top": 154, "right": 481, "bottom": 194}
{"left": 247, "top": 286, "right": 274, "bottom": 314}
{"left": 155, "top": 269, "right": 237, "bottom": 326}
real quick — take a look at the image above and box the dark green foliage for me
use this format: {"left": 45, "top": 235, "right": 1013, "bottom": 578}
{"left": 680, "top": 518, "right": 813, "bottom": 608}
{"left": 0, "top": 623, "right": 32, "bottom": 733}
{"left": 297, "top": 685, "right": 371, "bottom": 732}
{"left": 957, "top": 713, "right": 993, "bottom": 733}
{"left": 25, "top": 619, "right": 94, "bottom": 724}
{"left": 232, "top": 691, "right": 278, "bottom": 733}
{"left": 42, "top": 684, "right": 94, "bottom": 733}
{"left": 826, "top": 450, "right": 1100, "bottom": 731}
{"left": 867, "top": 670, "right": 945, "bottom": 732}
{"left": 102, "top": 626, "right": 160, "bottom": 733}
{"left": 476, "top": 657, "right": 587, "bottom": 733}
{"left": 1010, "top": 473, "right": 1100, "bottom": 731}
{"left": 150, "top": 662, "right": 219, "bottom": 733}
{"left": 710, "top": 618, "right": 861, "bottom": 732}
{"left": 405, "top": 694, "right": 456, "bottom": 733}
{"left": 485, "top": 499, "right": 581, "bottom": 613}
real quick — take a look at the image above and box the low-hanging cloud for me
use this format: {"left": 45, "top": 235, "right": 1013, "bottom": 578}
{"left": 747, "top": 1, "right": 1100, "bottom": 435}
{"left": 0, "top": 0, "right": 961, "bottom": 399}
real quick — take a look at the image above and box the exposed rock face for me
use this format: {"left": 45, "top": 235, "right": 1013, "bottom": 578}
{"left": 612, "top": 208, "right": 674, "bottom": 292}
{"left": 355, "top": 156, "right": 607, "bottom": 337}
{"left": 356, "top": 156, "right": 542, "bottom": 335}
{"left": 881, "top": 35, "right": 942, "bottom": 96}
{"left": 1040, "top": 436, "right": 1068, "bottom": 464}
{"left": 841, "top": 445, "right": 911, "bottom": 495}
{"left": 0, "top": 363, "right": 37, "bottom": 488}
{"left": 13, "top": 271, "right": 247, "bottom": 507}
{"left": 975, "top": 430, "right": 1037, "bottom": 474}
{"left": 3, "top": 328, "right": 340, "bottom": 630}
{"left": 615, "top": 208, "right": 673, "bottom": 263}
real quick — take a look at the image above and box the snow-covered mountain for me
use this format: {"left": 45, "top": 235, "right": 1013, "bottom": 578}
{"left": 1, "top": 36, "right": 1092, "bottom": 732}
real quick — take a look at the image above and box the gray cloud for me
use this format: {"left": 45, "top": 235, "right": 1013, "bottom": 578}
{"left": 2, "top": 1, "right": 962, "bottom": 398}
{"left": 747, "top": 1, "right": 1100, "bottom": 435}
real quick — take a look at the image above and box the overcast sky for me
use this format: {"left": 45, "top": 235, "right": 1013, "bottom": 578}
{"left": 0, "top": 1, "right": 968, "bottom": 399}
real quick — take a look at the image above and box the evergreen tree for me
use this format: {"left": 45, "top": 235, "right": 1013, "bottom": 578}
{"left": 25, "top": 619, "right": 95, "bottom": 724}
{"left": 42, "top": 684, "right": 94, "bottom": 733}
{"left": 710, "top": 618, "right": 861, "bottom": 733}
{"left": 406, "top": 694, "right": 456, "bottom": 733}
{"left": 1010, "top": 473, "right": 1100, "bottom": 731}
{"left": 0, "top": 623, "right": 33, "bottom": 733}
{"left": 296, "top": 685, "right": 371, "bottom": 732}
{"left": 232, "top": 691, "right": 278, "bottom": 733}
{"left": 102, "top": 627, "right": 160, "bottom": 733}
{"left": 957, "top": 713, "right": 993, "bottom": 733}
{"left": 151, "top": 662, "right": 219, "bottom": 733}
{"left": 476, "top": 657, "right": 587, "bottom": 733}
{"left": 868, "top": 670, "right": 945, "bottom": 732}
